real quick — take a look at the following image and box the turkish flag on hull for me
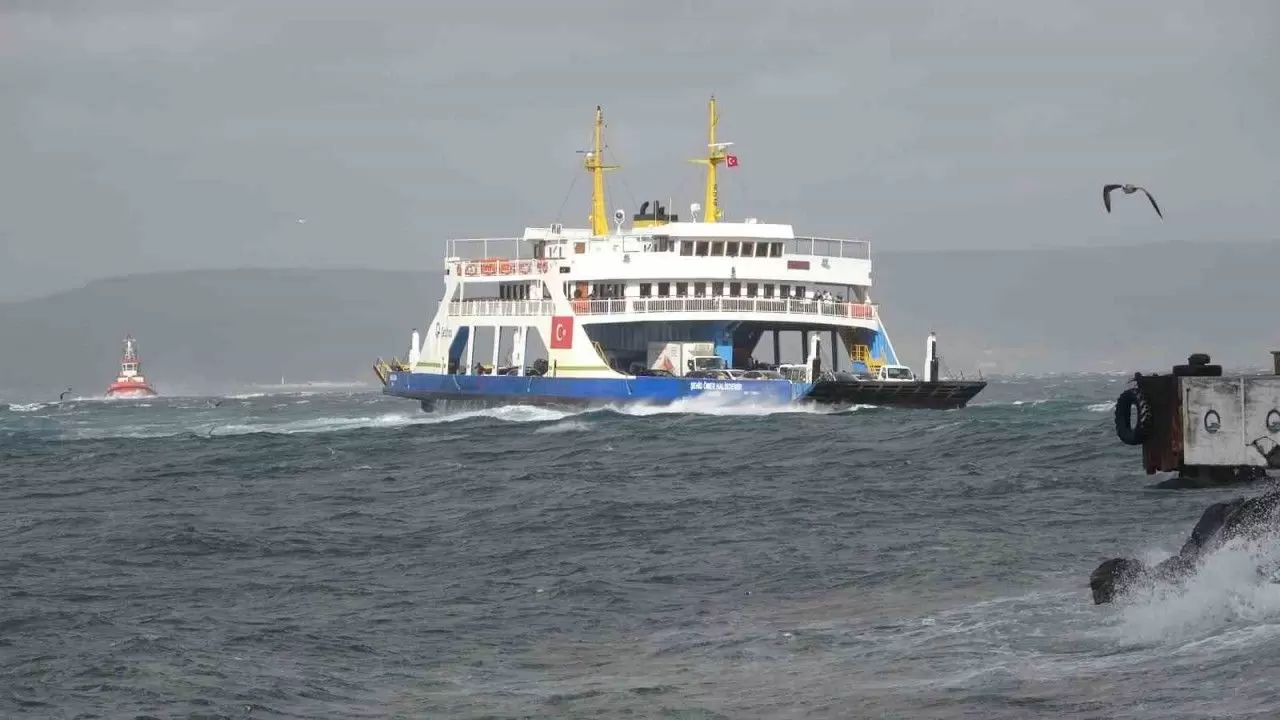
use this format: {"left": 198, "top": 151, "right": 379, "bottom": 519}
{"left": 550, "top": 316, "right": 574, "bottom": 349}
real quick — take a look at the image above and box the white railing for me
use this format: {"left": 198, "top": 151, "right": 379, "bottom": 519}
{"left": 446, "top": 237, "right": 541, "bottom": 261}
{"left": 447, "top": 297, "right": 877, "bottom": 321}
{"left": 449, "top": 300, "right": 556, "bottom": 317}
{"left": 443, "top": 234, "right": 872, "bottom": 264}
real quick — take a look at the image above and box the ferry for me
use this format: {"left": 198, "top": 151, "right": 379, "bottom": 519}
{"left": 105, "top": 335, "right": 157, "bottom": 399}
{"left": 375, "top": 98, "right": 986, "bottom": 411}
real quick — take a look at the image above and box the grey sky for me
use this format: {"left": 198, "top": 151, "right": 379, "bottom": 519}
{"left": 2, "top": 0, "right": 1277, "bottom": 301}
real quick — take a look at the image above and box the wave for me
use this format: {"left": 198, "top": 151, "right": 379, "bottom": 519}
{"left": 5, "top": 402, "right": 50, "bottom": 413}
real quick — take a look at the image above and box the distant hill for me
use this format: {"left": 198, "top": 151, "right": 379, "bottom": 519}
{"left": 0, "top": 268, "right": 417, "bottom": 401}
{"left": 2, "top": 241, "right": 1274, "bottom": 401}
{"left": 873, "top": 239, "right": 1278, "bottom": 377}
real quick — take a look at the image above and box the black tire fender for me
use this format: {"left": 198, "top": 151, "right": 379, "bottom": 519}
{"left": 1115, "top": 386, "right": 1152, "bottom": 446}
{"left": 1172, "top": 363, "right": 1223, "bottom": 377}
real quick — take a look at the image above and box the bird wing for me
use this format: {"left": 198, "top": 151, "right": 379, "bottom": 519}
{"left": 1102, "top": 184, "right": 1121, "bottom": 212}
{"left": 1137, "top": 187, "right": 1163, "bottom": 219}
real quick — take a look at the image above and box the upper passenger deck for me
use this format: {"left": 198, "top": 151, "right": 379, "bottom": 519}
{"left": 446, "top": 220, "right": 869, "bottom": 260}
{"left": 443, "top": 218, "right": 873, "bottom": 288}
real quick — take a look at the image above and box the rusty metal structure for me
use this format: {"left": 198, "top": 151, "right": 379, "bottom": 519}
{"left": 1115, "top": 352, "right": 1277, "bottom": 485}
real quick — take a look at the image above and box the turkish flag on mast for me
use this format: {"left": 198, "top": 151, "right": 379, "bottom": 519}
{"left": 725, "top": 154, "right": 739, "bottom": 167}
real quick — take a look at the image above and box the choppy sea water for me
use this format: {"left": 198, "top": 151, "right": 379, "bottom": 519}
{"left": 4, "top": 376, "right": 1280, "bottom": 719}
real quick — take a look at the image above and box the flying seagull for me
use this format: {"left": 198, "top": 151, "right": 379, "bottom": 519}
{"left": 1103, "top": 183, "right": 1162, "bottom": 219}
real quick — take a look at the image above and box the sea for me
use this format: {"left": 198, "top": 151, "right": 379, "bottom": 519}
{"left": 4, "top": 375, "right": 1280, "bottom": 719}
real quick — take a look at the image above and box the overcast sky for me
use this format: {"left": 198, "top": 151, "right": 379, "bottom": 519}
{"left": 2, "top": 0, "right": 1277, "bottom": 301}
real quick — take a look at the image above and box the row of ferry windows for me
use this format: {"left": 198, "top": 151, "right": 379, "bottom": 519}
{"left": 676, "top": 240, "right": 784, "bottom": 258}
{"left": 638, "top": 282, "right": 808, "bottom": 299}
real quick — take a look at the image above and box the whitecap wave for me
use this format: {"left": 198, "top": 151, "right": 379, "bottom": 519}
{"left": 602, "top": 395, "right": 863, "bottom": 417}
{"left": 5, "top": 402, "right": 49, "bottom": 413}
{"left": 1109, "top": 535, "right": 1280, "bottom": 646}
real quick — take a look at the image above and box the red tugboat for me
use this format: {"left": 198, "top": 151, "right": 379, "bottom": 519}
{"left": 105, "top": 335, "right": 158, "bottom": 398}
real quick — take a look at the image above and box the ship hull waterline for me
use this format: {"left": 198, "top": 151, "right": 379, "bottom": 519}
{"left": 383, "top": 372, "right": 986, "bottom": 412}
{"left": 105, "top": 383, "right": 157, "bottom": 399}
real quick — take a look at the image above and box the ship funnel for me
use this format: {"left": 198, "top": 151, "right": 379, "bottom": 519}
{"left": 924, "top": 332, "right": 938, "bottom": 382}
{"left": 632, "top": 199, "right": 680, "bottom": 228}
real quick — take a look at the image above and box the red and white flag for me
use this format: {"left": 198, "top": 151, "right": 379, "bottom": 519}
{"left": 725, "top": 154, "right": 739, "bottom": 168}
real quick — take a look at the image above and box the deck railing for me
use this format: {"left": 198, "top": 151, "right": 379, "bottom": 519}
{"left": 444, "top": 235, "right": 872, "bottom": 264}
{"left": 449, "top": 299, "right": 557, "bottom": 317}
{"left": 447, "top": 297, "right": 876, "bottom": 321}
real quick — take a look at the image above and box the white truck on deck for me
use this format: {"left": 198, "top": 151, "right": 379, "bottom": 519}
{"left": 875, "top": 364, "right": 916, "bottom": 381}
{"left": 647, "top": 341, "right": 727, "bottom": 376}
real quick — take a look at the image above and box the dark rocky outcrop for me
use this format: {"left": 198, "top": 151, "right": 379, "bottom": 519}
{"left": 1091, "top": 492, "right": 1280, "bottom": 604}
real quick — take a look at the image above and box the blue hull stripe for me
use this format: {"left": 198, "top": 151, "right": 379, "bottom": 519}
{"left": 385, "top": 372, "right": 810, "bottom": 406}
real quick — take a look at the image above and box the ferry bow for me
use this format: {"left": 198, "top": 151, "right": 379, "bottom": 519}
{"left": 375, "top": 98, "right": 986, "bottom": 411}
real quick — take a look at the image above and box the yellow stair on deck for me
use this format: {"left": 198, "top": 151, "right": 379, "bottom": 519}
{"left": 846, "top": 338, "right": 885, "bottom": 373}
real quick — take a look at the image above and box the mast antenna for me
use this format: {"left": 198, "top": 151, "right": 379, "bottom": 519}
{"left": 689, "top": 95, "right": 733, "bottom": 223}
{"left": 576, "top": 105, "right": 619, "bottom": 236}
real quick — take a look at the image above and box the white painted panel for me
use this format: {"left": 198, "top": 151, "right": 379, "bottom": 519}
{"left": 1182, "top": 377, "right": 1251, "bottom": 466}
{"left": 1243, "top": 377, "right": 1280, "bottom": 465}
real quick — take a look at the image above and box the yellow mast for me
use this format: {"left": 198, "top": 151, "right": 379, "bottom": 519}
{"left": 690, "top": 95, "right": 728, "bottom": 223}
{"left": 583, "top": 105, "right": 618, "bottom": 236}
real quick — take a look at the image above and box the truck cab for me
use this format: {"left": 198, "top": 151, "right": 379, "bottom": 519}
{"left": 777, "top": 364, "right": 810, "bottom": 382}
{"left": 875, "top": 364, "right": 916, "bottom": 382}
{"left": 646, "top": 341, "right": 727, "bottom": 378}
{"left": 686, "top": 355, "right": 727, "bottom": 374}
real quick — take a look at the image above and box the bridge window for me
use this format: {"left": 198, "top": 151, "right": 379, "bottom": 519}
{"left": 769, "top": 243, "right": 783, "bottom": 258}
{"left": 711, "top": 241, "right": 724, "bottom": 256}
{"left": 755, "top": 243, "right": 769, "bottom": 258}
{"left": 726, "top": 241, "right": 739, "bottom": 257}
{"left": 654, "top": 235, "right": 672, "bottom": 252}
{"left": 729, "top": 282, "right": 741, "bottom": 296}
{"left": 741, "top": 242, "right": 754, "bottom": 257}
{"left": 694, "top": 282, "right": 707, "bottom": 297}
{"left": 695, "top": 241, "right": 709, "bottom": 256}
{"left": 657, "top": 282, "right": 670, "bottom": 297}
{"left": 639, "top": 283, "right": 652, "bottom": 297}
{"left": 680, "top": 241, "right": 694, "bottom": 256}
{"left": 763, "top": 284, "right": 775, "bottom": 298}
{"left": 779, "top": 284, "right": 791, "bottom": 298}
{"left": 712, "top": 281, "right": 724, "bottom": 296}
{"left": 794, "top": 285, "right": 806, "bottom": 299}
{"left": 746, "top": 283, "right": 758, "bottom": 298}
{"left": 676, "top": 282, "right": 689, "bottom": 297}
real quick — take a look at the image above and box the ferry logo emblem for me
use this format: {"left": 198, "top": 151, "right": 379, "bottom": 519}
{"left": 550, "top": 316, "right": 573, "bottom": 349}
